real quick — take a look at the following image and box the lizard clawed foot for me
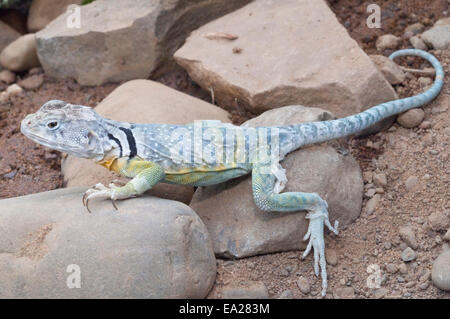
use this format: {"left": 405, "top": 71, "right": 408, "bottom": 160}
{"left": 302, "top": 204, "right": 339, "bottom": 297}
{"left": 82, "top": 183, "right": 119, "bottom": 213}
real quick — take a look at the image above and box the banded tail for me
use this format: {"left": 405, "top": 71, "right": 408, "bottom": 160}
{"left": 291, "top": 49, "right": 444, "bottom": 148}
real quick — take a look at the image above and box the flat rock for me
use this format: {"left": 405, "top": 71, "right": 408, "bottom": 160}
{"left": 432, "top": 250, "right": 450, "bottom": 291}
{"left": 36, "top": 0, "right": 252, "bottom": 85}
{"left": 0, "top": 20, "right": 21, "bottom": 53}
{"left": 190, "top": 105, "right": 363, "bottom": 258}
{"left": 27, "top": 0, "right": 83, "bottom": 32}
{"left": 370, "top": 55, "right": 406, "bottom": 85}
{"left": 62, "top": 79, "right": 230, "bottom": 205}
{"left": 0, "top": 187, "right": 216, "bottom": 298}
{"left": 175, "top": 0, "right": 397, "bottom": 134}
{"left": 0, "top": 33, "right": 41, "bottom": 72}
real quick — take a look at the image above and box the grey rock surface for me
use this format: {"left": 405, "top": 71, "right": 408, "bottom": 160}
{"left": 0, "top": 187, "right": 216, "bottom": 298}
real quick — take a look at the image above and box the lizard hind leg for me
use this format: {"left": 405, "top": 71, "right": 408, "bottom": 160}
{"left": 251, "top": 163, "right": 338, "bottom": 296}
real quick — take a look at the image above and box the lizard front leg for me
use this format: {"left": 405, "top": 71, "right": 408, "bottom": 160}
{"left": 83, "top": 158, "right": 165, "bottom": 213}
{"left": 251, "top": 162, "right": 338, "bottom": 296}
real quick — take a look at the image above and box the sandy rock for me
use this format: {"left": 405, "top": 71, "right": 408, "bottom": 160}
{"left": 175, "top": 0, "right": 397, "bottom": 134}
{"left": 0, "top": 33, "right": 41, "bottom": 72}
{"left": 373, "top": 287, "right": 388, "bottom": 299}
{"left": 0, "top": 188, "right": 216, "bottom": 298}
{"left": 27, "top": 0, "right": 83, "bottom": 32}
{"left": 334, "top": 287, "right": 355, "bottom": 299}
{"left": 444, "top": 228, "right": 450, "bottom": 242}
{"left": 0, "top": 20, "right": 20, "bottom": 53}
{"left": 0, "top": 92, "right": 7, "bottom": 103}
{"left": 404, "top": 23, "right": 425, "bottom": 38}
{"left": 297, "top": 277, "right": 311, "bottom": 294}
{"left": 399, "top": 226, "right": 418, "bottom": 250}
{"left": 410, "top": 36, "right": 428, "bottom": 51}
{"left": 326, "top": 248, "right": 338, "bottom": 266}
{"left": 17, "top": 74, "right": 44, "bottom": 90}
{"left": 6, "top": 83, "right": 22, "bottom": 96}
{"left": 428, "top": 211, "right": 449, "bottom": 231}
{"left": 36, "top": 0, "right": 252, "bottom": 85}
{"left": 0, "top": 69, "right": 15, "bottom": 84}
{"left": 373, "top": 173, "right": 387, "bottom": 188}
{"left": 404, "top": 175, "right": 419, "bottom": 192}
{"left": 401, "top": 247, "right": 417, "bottom": 262}
{"left": 397, "top": 109, "right": 425, "bottom": 128}
{"left": 370, "top": 55, "right": 406, "bottom": 85}
{"left": 376, "top": 34, "right": 401, "bottom": 51}
{"left": 222, "top": 282, "right": 269, "bottom": 299}
{"left": 62, "top": 79, "right": 230, "bottom": 205}
{"left": 418, "top": 77, "right": 433, "bottom": 88}
{"left": 431, "top": 250, "right": 450, "bottom": 291}
{"left": 366, "top": 194, "right": 381, "bottom": 215}
{"left": 386, "top": 263, "right": 398, "bottom": 274}
{"left": 190, "top": 105, "right": 363, "bottom": 258}
{"left": 421, "top": 21, "right": 450, "bottom": 49}
{"left": 435, "top": 17, "right": 450, "bottom": 26}
{"left": 278, "top": 290, "right": 294, "bottom": 299}
{"left": 398, "top": 263, "right": 408, "bottom": 274}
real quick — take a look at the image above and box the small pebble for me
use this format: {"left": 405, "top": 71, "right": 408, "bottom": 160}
{"left": 373, "top": 173, "right": 387, "bottom": 188}
{"left": 376, "top": 34, "right": 401, "bottom": 51}
{"left": 6, "top": 84, "right": 23, "bottom": 96}
{"left": 297, "top": 276, "right": 311, "bottom": 295}
{"left": 278, "top": 290, "right": 294, "bottom": 299}
{"left": 401, "top": 247, "right": 417, "bottom": 262}
{"left": 326, "top": 248, "right": 338, "bottom": 266}
{"left": 405, "top": 176, "right": 419, "bottom": 192}
{"left": 386, "top": 263, "right": 398, "bottom": 274}
{"left": 419, "top": 121, "right": 432, "bottom": 129}
{"left": 397, "top": 109, "right": 425, "bottom": 128}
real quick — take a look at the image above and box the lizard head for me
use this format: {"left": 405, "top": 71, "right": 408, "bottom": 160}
{"left": 21, "top": 100, "right": 107, "bottom": 160}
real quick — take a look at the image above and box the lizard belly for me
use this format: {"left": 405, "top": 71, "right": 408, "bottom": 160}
{"left": 163, "top": 164, "right": 251, "bottom": 186}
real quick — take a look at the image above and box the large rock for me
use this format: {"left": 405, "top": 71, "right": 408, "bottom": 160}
{"left": 190, "top": 106, "right": 363, "bottom": 258}
{"left": 27, "top": 0, "right": 83, "bottom": 32}
{"left": 36, "top": 0, "right": 252, "bottom": 85}
{"left": 0, "top": 20, "right": 21, "bottom": 53}
{"left": 0, "top": 33, "right": 41, "bottom": 71}
{"left": 174, "top": 0, "right": 398, "bottom": 133}
{"left": 62, "top": 79, "right": 230, "bottom": 205}
{"left": 0, "top": 187, "right": 216, "bottom": 298}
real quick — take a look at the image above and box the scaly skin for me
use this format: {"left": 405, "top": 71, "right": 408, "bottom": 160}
{"left": 21, "top": 49, "right": 444, "bottom": 296}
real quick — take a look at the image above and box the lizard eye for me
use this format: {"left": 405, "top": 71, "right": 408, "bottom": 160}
{"left": 46, "top": 120, "right": 59, "bottom": 130}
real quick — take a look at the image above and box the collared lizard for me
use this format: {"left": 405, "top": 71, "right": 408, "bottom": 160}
{"left": 21, "top": 49, "right": 444, "bottom": 296}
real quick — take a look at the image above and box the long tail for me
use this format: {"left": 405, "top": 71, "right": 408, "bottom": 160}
{"left": 291, "top": 49, "right": 444, "bottom": 148}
